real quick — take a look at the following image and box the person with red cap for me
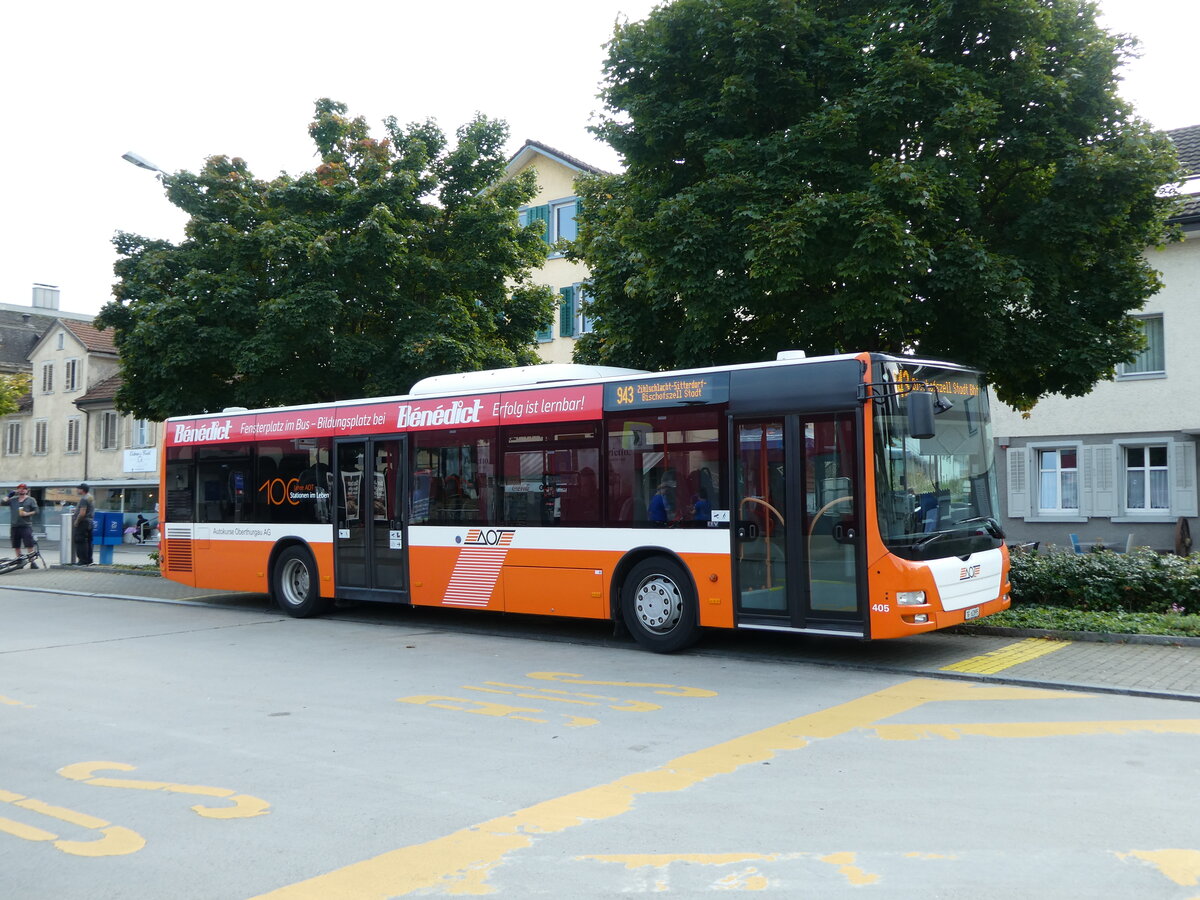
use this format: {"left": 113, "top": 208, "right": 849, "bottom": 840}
{"left": 6, "top": 484, "right": 40, "bottom": 569}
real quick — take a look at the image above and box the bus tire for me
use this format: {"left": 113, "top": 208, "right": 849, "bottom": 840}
{"left": 620, "top": 557, "right": 700, "bottom": 653}
{"left": 273, "top": 546, "right": 329, "bottom": 618}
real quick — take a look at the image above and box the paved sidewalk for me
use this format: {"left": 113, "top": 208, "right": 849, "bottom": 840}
{"left": 3, "top": 566, "right": 1200, "bottom": 701}
{"left": 28, "top": 537, "right": 160, "bottom": 567}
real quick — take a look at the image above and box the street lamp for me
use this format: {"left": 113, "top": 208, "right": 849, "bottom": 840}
{"left": 121, "top": 151, "right": 166, "bottom": 176}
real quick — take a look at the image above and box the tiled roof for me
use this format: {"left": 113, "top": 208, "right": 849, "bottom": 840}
{"left": 1171, "top": 194, "right": 1200, "bottom": 225}
{"left": 0, "top": 309, "right": 54, "bottom": 371}
{"left": 61, "top": 319, "right": 117, "bottom": 355}
{"left": 76, "top": 373, "right": 122, "bottom": 406}
{"left": 1168, "top": 125, "right": 1200, "bottom": 177}
{"left": 507, "top": 140, "right": 609, "bottom": 175}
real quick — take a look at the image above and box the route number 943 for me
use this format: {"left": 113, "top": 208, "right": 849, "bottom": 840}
{"left": 871, "top": 603, "right": 890, "bottom": 613}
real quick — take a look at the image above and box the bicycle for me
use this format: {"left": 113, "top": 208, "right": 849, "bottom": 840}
{"left": 0, "top": 543, "right": 45, "bottom": 574}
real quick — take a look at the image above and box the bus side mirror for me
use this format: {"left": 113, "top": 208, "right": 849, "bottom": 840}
{"left": 907, "top": 391, "right": 936, "bottom": 439}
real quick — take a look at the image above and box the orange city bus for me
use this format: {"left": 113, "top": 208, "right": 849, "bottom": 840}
{"left": 158, "top": 352, "right": 1010, "bottom": 651}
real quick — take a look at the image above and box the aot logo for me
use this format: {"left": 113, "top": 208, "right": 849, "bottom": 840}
{"left": 959, "top": 565, "right": 983, "bottom": 581}
{"left": 172, "top": 419, "right": 232, "bottom": 444}
{"left": 463, "top": 528, "right": 515, "bottom": 547}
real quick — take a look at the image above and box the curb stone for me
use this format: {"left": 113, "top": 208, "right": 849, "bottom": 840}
{"left": 950, "top": 623, "right": 1200, "bottom": 648}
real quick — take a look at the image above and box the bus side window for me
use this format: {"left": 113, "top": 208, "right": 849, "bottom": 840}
{"left": 605, "top": 409, "right": 725, "bottom": 527}
{"left": 500, "top": 423, "right": 601, "bottom": 526}
{"left": 410, "top": 428, "right": 496, "bottom": 526}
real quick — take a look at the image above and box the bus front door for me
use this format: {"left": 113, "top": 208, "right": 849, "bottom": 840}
{"left": 334, "top": 437, "right": 408, "bottom": 603}
{"left": 733, "top": 415, "right": 864, "bottom": 635}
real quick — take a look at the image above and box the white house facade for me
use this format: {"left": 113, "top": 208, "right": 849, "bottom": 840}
{"left": 991, "top": 125, "right": 1200, "bottom": 552}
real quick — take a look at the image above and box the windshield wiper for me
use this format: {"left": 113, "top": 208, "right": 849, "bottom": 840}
{"left": 913, "top": 517, "right": 1005, "bottom": 551}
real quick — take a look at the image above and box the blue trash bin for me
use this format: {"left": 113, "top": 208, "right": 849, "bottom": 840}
{"left": 93, "top": 512, "right": 124, "bottom": 564}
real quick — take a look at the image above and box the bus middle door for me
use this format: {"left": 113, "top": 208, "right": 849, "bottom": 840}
{"left": 334, "top": 436, "right": 409, "bottom": 603}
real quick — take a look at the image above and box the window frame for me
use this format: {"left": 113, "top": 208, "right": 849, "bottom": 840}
{"left": 576, "top": 284, "right": 594, "bottom": 335}
{"left": 547, "top": 197, "right": 579, "bottom": 255}
{"left": 100, "top": 410, "right": 120, "bottom": 451}
{"left": 65, "top": 416, "right": 81, "bottom": 454}
{"left": 132, "top": 418, "right": 154, "bottom": 448}
{"left": 40, "top": 361, "right": 54, "bottom": 394}
{"left": 1035, "top": 446, "right": 1080, "bottom": 516}
{"left": 3, "top": 422, "right": 21, "bottom": 456}
{"left": 1117, "top": 314, "right": 1165, "bottom": 380}
{"left": 1019, "top": 441, "right": 1087, "bottom": 523}
{"left": 64, "top": 358, "right": 80, "bottom": 392}
{"left": 33, "top": 419, "right": 49, "bottom": 455}
{"left": 1120, "top": 441, "right": 1170, "bottom": 517}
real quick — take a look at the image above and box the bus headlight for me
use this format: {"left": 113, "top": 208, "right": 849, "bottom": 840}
{"left": 896, "top": 591, "right": 926, "bottom": 606}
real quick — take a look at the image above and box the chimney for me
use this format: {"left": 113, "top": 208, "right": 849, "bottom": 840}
{"left": 32, "top": 283, "right": 60, "bottom": 310}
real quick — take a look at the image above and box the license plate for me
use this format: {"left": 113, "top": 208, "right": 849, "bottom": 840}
{"left": 964, "top": 606, "right": 981, "bottom": 620}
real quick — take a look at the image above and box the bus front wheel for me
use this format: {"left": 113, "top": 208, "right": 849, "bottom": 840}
{"left": 273, "top": 546, "right": 330, "bottom": 618}
{"left": 620, "top": 557, "right": 700, "bottom": 653}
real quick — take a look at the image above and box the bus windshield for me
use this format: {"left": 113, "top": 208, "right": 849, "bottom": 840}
{"left": 872, "top": 361, "right": 1003, "bottom": 561}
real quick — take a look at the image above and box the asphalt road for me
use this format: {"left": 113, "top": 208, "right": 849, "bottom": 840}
{"left": 3, "top": 587, "right": 1200, "bottom": 898}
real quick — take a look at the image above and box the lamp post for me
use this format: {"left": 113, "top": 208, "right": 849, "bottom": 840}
{"left": 121, "top": 152, "right": 167, "bottom": 178}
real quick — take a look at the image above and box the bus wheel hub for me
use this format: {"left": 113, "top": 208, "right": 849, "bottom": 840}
{"left": 634, "top": 575, "right": 682, "bottom": 633}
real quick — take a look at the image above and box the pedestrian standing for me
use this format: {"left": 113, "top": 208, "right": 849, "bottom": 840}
{"left": 6, "top": 484, "right": 40, "bottom": 569}
{"left": 74, "top": 483, "right": 95, "bottom": 566}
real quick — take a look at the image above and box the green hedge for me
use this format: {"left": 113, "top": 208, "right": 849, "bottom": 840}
{"left": 1009, "top": 547, "right": 1200, "bottom": 614}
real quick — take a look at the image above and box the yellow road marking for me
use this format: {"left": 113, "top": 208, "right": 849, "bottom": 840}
{"left": 819, "top": 851, "right": 879, "bottom": 886}
{"left": 0, "top": 694, "right": 32, "bottom": 708}
{"left": 0, "top": 816, "right": 57, "bottom": 842}
{"left": 583, "top": 852, "right": 781, "bottom": 869}
{"left": 251, "top": 679, "right": 1064, "bottom": 899}
{"left": 57, "top": 762, "right": 270, "bottom": 818}
{"left": 1117, "top": 849, "right": 1200, "bottom": 887}
{"left": 15, "top": 798, "right": 108, "bottom": 830}
{"left": 874, "top": 720, "right": 1200, "bottom": 741}
{"left": 0, "top": 789, "right": 145, "bottom": 857}
{"left": 524, "top": 671, "right": 718, "bottom": 698}
{"left": 582, "top": 852, "right": 878, "bottom": 888}
{"left": 941, "top": 637, "right": 1070, "bottom": 674}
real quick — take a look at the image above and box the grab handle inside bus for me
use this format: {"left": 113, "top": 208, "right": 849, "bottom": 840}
{"left": 907, "top": 390, "right": 937, "bottom": 439}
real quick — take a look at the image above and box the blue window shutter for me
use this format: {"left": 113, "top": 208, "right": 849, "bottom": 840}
{"left": 559, "top": 287, "right": 576, "bottom": 338}
{"left": 527, "top": 205, "right": 551, "bottom": 245}
{"left": 536, "top": 320, "right": 553, "bottom": 342}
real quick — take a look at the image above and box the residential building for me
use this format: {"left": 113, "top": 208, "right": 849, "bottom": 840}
{"left": 1, "top": 310, "right": 162, "bottom": 538}
{"left": 992, "top": 125, "right": 1200, "bottom": 552}
{"left": 504, "top": 140, "right": 605, "bottom": 363}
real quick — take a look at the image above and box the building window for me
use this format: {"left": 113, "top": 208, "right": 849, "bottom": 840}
{"left": 550, "top": 199, "right": 578, "bottom": 244}
{"left": 577, "top": 287, "right": 594, "bottom": 335}
{"left": 1118, "top": 315, "right": 1165, "bottom": 377}
{"left": 536, "top": 318, "right": 553, "bottom": 343}
{"left": 101, "top": 411, "right": 120, "bottom": 450}
{"left": 40, "top": 362, "right": 54, "bottom": 394}
{"left": 66, "top": 417, "right": 81, "bottom": 454}
{"left": 518, "top": 200, "right": 578, "bottom": 252}
{"left": 64, "top": 358, "right": 80, "bottom": 391}
{"left": 1037, "top": 448, "right": 1079, "bottom": 513}
{"left": 132, "top": 419, "right": 154, "bottom": 448}
{"left": 33, "top": 420, "right": 48, "bottom": 455}
{"left": 3, "top": 422, "right": 20, "bottom": 456}
{"left": 56, "top": 332, "right": 65, "bottom": 350}
{"left": 1124, "top": 445, "right": 1169, "bottom": 512}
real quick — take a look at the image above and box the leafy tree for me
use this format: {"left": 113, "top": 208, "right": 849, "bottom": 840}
{"left": 0, "top": 372, "right": 30, "bottom": 418}
{"left": 98, "top": 99, "right": 554, "bottom": 419}
{"left": 571, "top": 0, "right": 1182, "bottom": 409}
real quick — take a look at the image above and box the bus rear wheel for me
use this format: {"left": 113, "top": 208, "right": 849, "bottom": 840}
{"left": 621, "top": 557, "right": 700, "bottom": 653}
{"left": 274, "top": 546, "right": 330, "bottom": 618}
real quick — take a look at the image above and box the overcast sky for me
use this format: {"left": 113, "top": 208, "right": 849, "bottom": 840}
{"left": 2, "top": 0, "right": 1194, "bottom": 317}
